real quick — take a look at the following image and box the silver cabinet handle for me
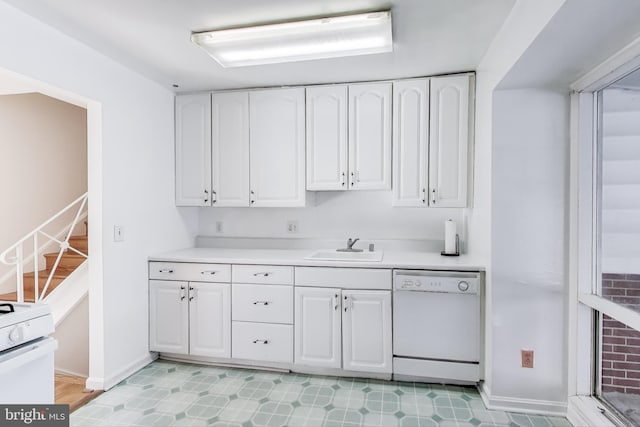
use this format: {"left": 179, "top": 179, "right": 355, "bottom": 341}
{"left": 180, "top": 285, "right": 186, "bottom": 301}
{"left": 350, "top": 172, "right": 355, "bottom": 187}
{"left": 189, "top": 286, "right": 195, "bottom": 301}
{"left": 253, "top": 301, "right": 270, "bottom": 306}
{"left": 341, "top": 172, "right": 346, "bottom": 187}
{"left": 253, "top": 272, "right": 271, "bottom": 277}
{"left": 211, "top": 190, "right": 217, "bottom": 204}
{"left": 204, "top": 189, "right": 209, "bottom": 203}
{"left": 431, "top": 188, "right": 436, "bottom": 204}
{"left": 250, "top": 190, "right": 255, "bottom": 204}
{"left": 422, "top": 188, "right": 426, "bottom": 204}
{"left": 252, "top": 339, "right": 269, "bottom": 344}
{"left": 200, "top": 270, "right": 217, "bottom": 276}
{"left": 159, "top": 269, "right": 174, "bottom": 274}
{"left": 334, "top": 293, "right": 339, "bottom": 311}
{"left": 344, "top": 295, "right": 348, "bottom": 312}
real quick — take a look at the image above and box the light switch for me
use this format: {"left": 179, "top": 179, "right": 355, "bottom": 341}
{"left": 113, "top": 225, "right": 124, "bottom": 242}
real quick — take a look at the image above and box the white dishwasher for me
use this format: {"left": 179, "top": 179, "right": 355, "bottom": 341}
{"left": 392, "top": 270, "right": 481, "bottom": 384}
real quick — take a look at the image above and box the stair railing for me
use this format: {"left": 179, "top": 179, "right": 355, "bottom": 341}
{"left": 0, "top": 192, "right": 88, "bottom": 302}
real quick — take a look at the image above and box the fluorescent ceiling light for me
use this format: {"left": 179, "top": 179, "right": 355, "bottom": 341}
{"left": 191, "top": 11, "right": 393, "bottom": 67}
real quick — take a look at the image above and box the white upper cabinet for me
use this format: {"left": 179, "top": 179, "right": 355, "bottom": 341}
{"left": 175, "top": 93, "right": 211, "bottom": 206}
{"left": 392, "top": 79, "right": 430, "bottom": 207}
{"left": 211, "top": 92, "right": 250, "bottom": 207}
{"left": 348, "top": 83, "right": 392, "bottom": 190}
{"left": 250, "top": 88, "right": 306, "bottom": 207}
{"left": 342, "top": 290, "right": 392, "bottom": 373}
{"left": 306, "top": 85, "right": 348, "bottom": 191}
{"left": 429, "top": 74, "right": 473, "bottom": 207}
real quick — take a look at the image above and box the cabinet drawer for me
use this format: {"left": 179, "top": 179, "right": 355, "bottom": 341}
{"left": 232, "top": 284, "right": 292, "bottom": 324}
{"left": 149, "top": 262, "right": 231, "bottom": 283}
{"left": 232, "top": 265, "right": 293, "bottom": 285}
{"left": 232, "top": 321, "right": 293, "bottom": 363}
{"left": 295, "top": 267, "right": 391, "bottom": 290}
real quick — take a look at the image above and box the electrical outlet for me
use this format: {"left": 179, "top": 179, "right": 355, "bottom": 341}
{"left": 113, "top": 225, "right": 124, "bottom": 242}
{"left": 287, "top": 221, "right": 298, "bottom": 233}
{"left": 216, "top": 221, "right": 223, "bottom": 233}
{"left": 521, "top": 350, "right": 534, "bottom": 368}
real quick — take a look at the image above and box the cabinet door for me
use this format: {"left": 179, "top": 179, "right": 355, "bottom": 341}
{"left": 189, "top": 282, "right": 231, "bottom": 358}
{"left": 149, "top": 280, "right": 189, "bottom": 354}
{"left": 392, "top": 79, "right": 430, "bottom": 207}
{"left": 348, "top": 83, "right": 392, "bottom": 190}
{"left": 175, "top": 93, "right": 211, "bottom": 206}
{"left": 294, "top": 287, "right": 341, "bottom": 368}
{"left": 342, "top": 290, "right": 392, "bottom": 373}
{"left": 429, "top": 75, "right": 472, "bottom": 207}
{"left": 211, "top": 92, "right": 250, "bottom": 207}
{"left": 250, "top": 88, "right": 306, "bottom": 207}
{"left": 306, "top": 85, "right": 348, "bottom": 190}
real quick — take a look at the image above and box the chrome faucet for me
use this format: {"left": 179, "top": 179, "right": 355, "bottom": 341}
{"left": 337, "top": 238, "right": 363, "bottom": 252}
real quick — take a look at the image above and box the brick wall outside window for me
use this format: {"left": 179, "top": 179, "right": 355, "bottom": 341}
{"left": 601, "top": 273, "right": 640, "bottom": 395}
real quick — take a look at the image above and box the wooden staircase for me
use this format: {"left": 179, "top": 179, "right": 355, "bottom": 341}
{"left": 0, "top": 233, "right": 88, "bottom": 303}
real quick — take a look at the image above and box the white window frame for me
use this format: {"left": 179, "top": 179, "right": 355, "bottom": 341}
{"left": 568, "top": 36, "right": 640, "bottom": 426}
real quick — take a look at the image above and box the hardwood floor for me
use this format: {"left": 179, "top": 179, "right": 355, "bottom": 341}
{"left": 55, "top": 373, "right": 102, "bottom": 412}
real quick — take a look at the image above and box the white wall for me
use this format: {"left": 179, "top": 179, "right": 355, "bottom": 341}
{"left": 0, "top": 93, "right": 86, "bottom": 283}
{"left": 0, "top": 1, "right": 198, "bottom": 388}
{"left": 491, "top": 89, "right": 569, "bottom": 407}
{"left": 467, "top": 0, "right": 566, "bottom": 410}
{"left": 199, "top": 192, "right": 464, "bottom": 248}
{"left": 52, "top": 296, "right": 89, "bottom": 377}
{"left": 601, "top": 87, "right": 640, "bottom": 274}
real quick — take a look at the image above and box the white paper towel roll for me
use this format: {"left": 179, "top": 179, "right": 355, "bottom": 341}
{"left": 445, "top": 219, "right": 457, "bottom": 254}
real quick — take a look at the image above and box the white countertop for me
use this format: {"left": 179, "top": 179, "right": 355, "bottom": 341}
{"left": 149, "top": 247, "right": 485, "bottom": 271}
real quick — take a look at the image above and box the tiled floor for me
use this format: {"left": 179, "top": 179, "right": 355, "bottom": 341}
{"left": 71, "top": 361, "right": 572, "bottom": 427}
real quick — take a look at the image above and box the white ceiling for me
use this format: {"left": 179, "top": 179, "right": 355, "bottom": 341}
{"left": 3, "top": 0, "right": 515, "bottom": 92}
{"left": 497, "top": 0, "right": 640, "bottom": 91}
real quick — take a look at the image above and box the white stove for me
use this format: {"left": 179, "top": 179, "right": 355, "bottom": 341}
{"left": 0, "top": 301, "right": 57, "bottom": 404}
{"left": 0, "top": 301, "right": 54, "bottom": 351}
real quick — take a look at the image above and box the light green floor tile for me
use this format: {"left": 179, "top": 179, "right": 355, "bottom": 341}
{"left": 70, "top": 360, "right": 573, "bottom": 427}
{"left": 218, "top": 398, "right": 259, "bottom": 423}
{"left": 400, "top": 393, "right": 435, "bottom": 417}
{"left": 299, "top": 385, "right": 335, "bottom": 406}
{"left": 332, "top": 389, "right": 366, "bottom": 409}
{"left": 252, "top": 401, "right": 293, "bottom": 426}
{"left": 287, "top": 405, "right": 326, "bottom": 426}
{"left": 363, "top": 412, "right": 400, "bottom": 427}
{"left": 365, "top": 390, "right": 400, "bottom": 413}
{"left": 268, "top": 382, "right": 303, "bottom": 403}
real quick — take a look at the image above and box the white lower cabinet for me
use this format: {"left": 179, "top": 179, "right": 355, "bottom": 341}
{"left": 342, "top": 290, "right": 392, "bottom": 373}
{"left": 150, "top": 262, "right": 393, "bottom": 378}
{"left": 294, "top": 287, "right": 392, "bottom": 374}
{"left": 149, "top": 280, "right": 189, "bottom": 354}
{"left": 294, "top": 287, "right": 342, "bottom": 368}
{"left": 149, "top": 280, "right": 231, "bottom": 358}
{"left": 189, "top": 282, "right": 231, "bottom": 357}
{"left": 232, "top": 321, "right": 293, "bottom": 363}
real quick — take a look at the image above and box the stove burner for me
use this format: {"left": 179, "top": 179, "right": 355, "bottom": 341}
{"left": 0, "top": 303, "right": 15, "bottom": 314}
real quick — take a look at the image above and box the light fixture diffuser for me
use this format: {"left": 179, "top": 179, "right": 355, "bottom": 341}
{"left": 191, "top": 11, "right": 393, "bottom": 67}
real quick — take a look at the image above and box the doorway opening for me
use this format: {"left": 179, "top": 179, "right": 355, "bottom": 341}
{"left": 0, "top": 66, "right": 104, "bottom": 406}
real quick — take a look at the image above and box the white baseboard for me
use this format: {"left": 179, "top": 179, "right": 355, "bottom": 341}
{"left": 479, "top": 382, "right": 567, "bottom": 417}
{"left": 55, "top": 367, "right": 87, "bottom": 378}
{"left": 87, "top": 353, "right": 157, "bottom": 391}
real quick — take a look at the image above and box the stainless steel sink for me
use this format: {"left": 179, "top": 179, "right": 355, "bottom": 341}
{"left": 305, "top": 250, "right": 384, "bottom": 262}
